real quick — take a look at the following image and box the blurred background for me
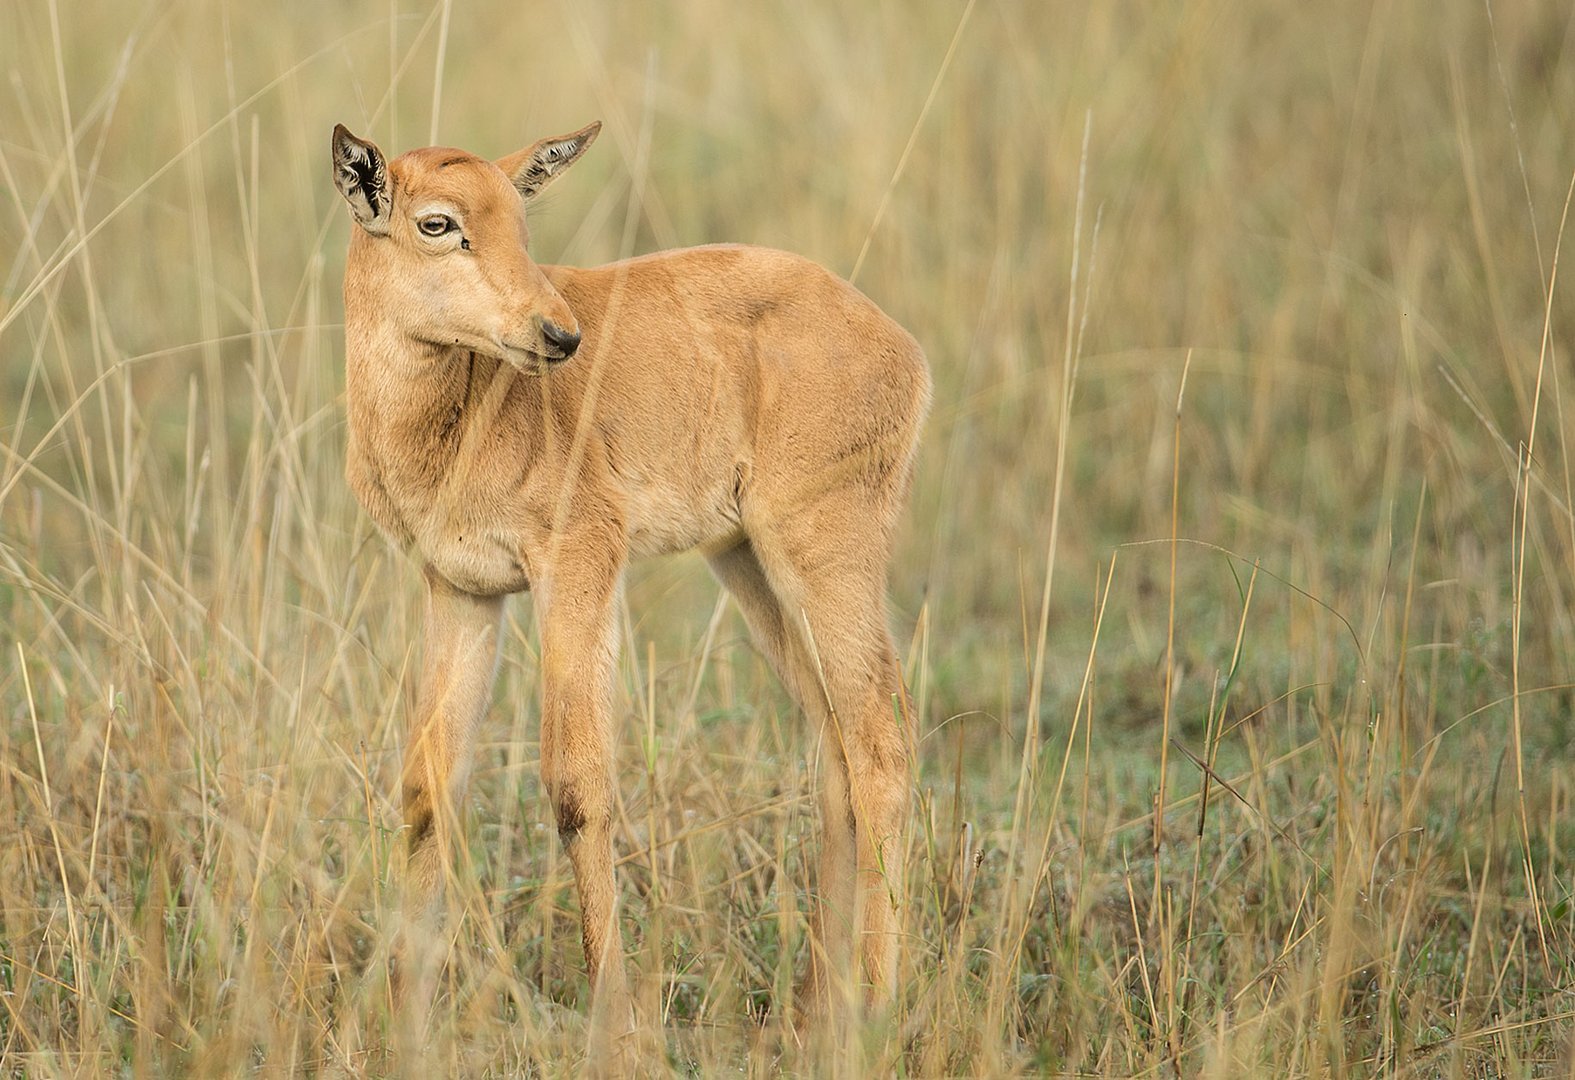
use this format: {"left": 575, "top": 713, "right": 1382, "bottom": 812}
{"left": 1, "top": 1, "right": 1572, "bottom": 1074}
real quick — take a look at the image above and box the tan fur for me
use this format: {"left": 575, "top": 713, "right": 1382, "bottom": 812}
{"left": 333, "top": 122, "right": 930, "bottom": 1056}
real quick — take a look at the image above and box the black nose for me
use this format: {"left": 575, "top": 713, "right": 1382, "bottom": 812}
{"left": 541, "top": 320, "right": 581, "bottom": 359}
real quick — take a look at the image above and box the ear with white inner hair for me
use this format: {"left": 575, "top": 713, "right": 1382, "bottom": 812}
{"left": 496, "top": 121, "right": 602, "bottom": 204}
{"left": 331, "top": 124, "right": 390, "bottom": 235}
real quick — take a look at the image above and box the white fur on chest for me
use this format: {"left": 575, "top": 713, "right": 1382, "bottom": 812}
{"left": 412, "top": 499, "right": 532, "bottom": 596}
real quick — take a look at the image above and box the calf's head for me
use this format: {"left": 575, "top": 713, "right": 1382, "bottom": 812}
{"left": 332, "top": 121, "right": 600, "bottom": 372}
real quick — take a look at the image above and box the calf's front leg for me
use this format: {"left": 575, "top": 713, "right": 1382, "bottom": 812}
{"left": 537, "top": 552, "right": 636, "bottom": 1060}
{"left": 397, "top": 568, "right": 505, "bottom": 1030}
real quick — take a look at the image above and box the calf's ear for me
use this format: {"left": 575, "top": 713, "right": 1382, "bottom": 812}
{"left": 497, "top": 121, "right": 602, "bottom": 204}
{"left": 332, "top": 124, "right": 391, "bottom": 234}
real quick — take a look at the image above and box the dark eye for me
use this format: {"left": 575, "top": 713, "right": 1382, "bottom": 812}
{"left": 418, "top": 215, "right": 457, "bottom": 237}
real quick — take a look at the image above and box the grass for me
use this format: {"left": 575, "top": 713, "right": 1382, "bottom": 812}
{"left": 2, "top": 0, "right": 1574, "bottom": 1075}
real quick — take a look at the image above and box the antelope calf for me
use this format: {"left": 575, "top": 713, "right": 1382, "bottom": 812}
{"left": 331, "top": 120, "right": 929, "bottom": 1053}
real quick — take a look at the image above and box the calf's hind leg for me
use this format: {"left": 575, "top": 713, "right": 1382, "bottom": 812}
{"left": 748, "top": 514, "right": 911, "bottom": 1016}
{"left": 707, "top": 539, "right": 814, "bottom": 705}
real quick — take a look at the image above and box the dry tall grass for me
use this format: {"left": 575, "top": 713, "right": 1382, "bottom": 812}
{"left": 2, "top": 1, "right": 1573, "bottom": 1075}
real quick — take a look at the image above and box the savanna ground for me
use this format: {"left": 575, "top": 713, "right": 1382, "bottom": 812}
{"left": 2, "top": 1, "right": 1574, "bottom": 1075}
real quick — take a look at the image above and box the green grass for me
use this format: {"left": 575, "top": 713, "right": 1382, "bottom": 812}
{"left": 2, "top": 0, "right": 1574, "bottom": 1075}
